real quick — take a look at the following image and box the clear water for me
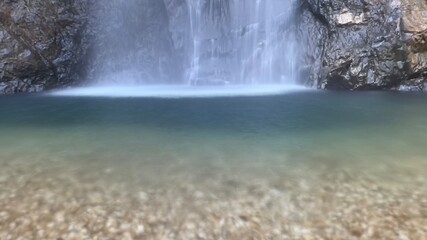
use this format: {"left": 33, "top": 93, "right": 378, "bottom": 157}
{"left": 1, "top": 91, "right": 426, "bottom": 181}
{"left": 1, "top": 91, "right": 427, "bottom": 238}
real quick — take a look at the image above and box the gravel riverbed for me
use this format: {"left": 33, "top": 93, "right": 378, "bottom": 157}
{"left": 0, "top": 154, "right": 426, "bottom": 240}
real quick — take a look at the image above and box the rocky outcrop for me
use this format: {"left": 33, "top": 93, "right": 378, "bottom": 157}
{"left": 297, "top": 0, "right": 427, "bottom": 90}
{"left": 400, "top": 0, "right": 427, "bottom": 91}
{"left": 0, "top": 0, "right": 91, "bottom": 94}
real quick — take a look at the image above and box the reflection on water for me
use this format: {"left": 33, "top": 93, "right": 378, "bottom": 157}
{"left": 0, "top": 92, "right": 426, "bottom": 239}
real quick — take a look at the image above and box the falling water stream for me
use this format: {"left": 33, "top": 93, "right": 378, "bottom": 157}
{"left": 188, "top": 0, "right": 297, "bottom": 85}
{"left": 53, "top": 0, "right": 301, "bottom": 97}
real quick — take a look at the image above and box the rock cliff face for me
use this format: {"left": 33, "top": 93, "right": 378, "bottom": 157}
{"left": 297, "top": 0, "right": 427, "bottom": 90}
{"left": 400, "top": 0, "right": 427, "bottom": 90}
{"left": 0, "top": 0, "right": 426, "bottom": 93}
{"left": 0, "top": 0, "right": 91, "bottom": 94}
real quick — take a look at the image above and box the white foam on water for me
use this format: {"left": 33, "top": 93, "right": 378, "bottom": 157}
{"left": 48, "top": 85, "right": 309, "bottom": 98}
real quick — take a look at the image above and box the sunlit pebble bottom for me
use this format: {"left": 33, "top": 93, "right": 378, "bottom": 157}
{"left": 0, "top": 155, "right": 426, "bottom": 240}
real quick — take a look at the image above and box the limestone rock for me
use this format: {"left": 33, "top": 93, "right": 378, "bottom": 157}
{"left": 336, "top": 10, "right": 365, "bottom": 26}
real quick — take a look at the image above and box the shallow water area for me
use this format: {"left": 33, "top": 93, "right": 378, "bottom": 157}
{"left": 0, "top": 90, "right": 426, "bottom": 239}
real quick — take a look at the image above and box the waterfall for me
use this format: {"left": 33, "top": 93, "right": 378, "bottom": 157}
{"left": 85, "top": 0, "right": 298, "bottom": 87}
{"left": 52, "top": 0, "right": 306, "bottom": 97}
{"left": 88, "top": 0, "right": 183, "bottom": 85}
{"left": 187, "top": 0, "right": 298, "bottom": 85}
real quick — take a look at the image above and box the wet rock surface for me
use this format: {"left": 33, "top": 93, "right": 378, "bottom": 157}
{"left": 297, "top": 0, "right": 427, "bottom": 90}
{"left": 0, "top": 0, "right": 91, "bottom": 94}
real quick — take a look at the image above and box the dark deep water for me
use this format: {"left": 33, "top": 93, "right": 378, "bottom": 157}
{"left": 0, "top": 91, "right": 426, "bottom": 239}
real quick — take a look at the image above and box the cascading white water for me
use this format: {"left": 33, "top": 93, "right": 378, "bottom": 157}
{"left": 88, "top": 0, "right": 182, "bottom": 85}
{"left": 187, "top": 0, "right": 297, "bottom": 85}
{"left": 52, "top": 0, "right": 304, "bottom": 97}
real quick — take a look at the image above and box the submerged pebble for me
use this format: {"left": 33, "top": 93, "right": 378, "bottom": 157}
{"left": 0, "top": 157, "right": 426, "bottom": 240}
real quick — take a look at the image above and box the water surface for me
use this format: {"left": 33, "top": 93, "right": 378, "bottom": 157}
{"left": 0, "top": 91, "right": 426, "bottom": 239}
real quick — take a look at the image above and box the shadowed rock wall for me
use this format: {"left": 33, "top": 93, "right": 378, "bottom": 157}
{"left": 297, "top": 0, "right": 427, "bottom": 90}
